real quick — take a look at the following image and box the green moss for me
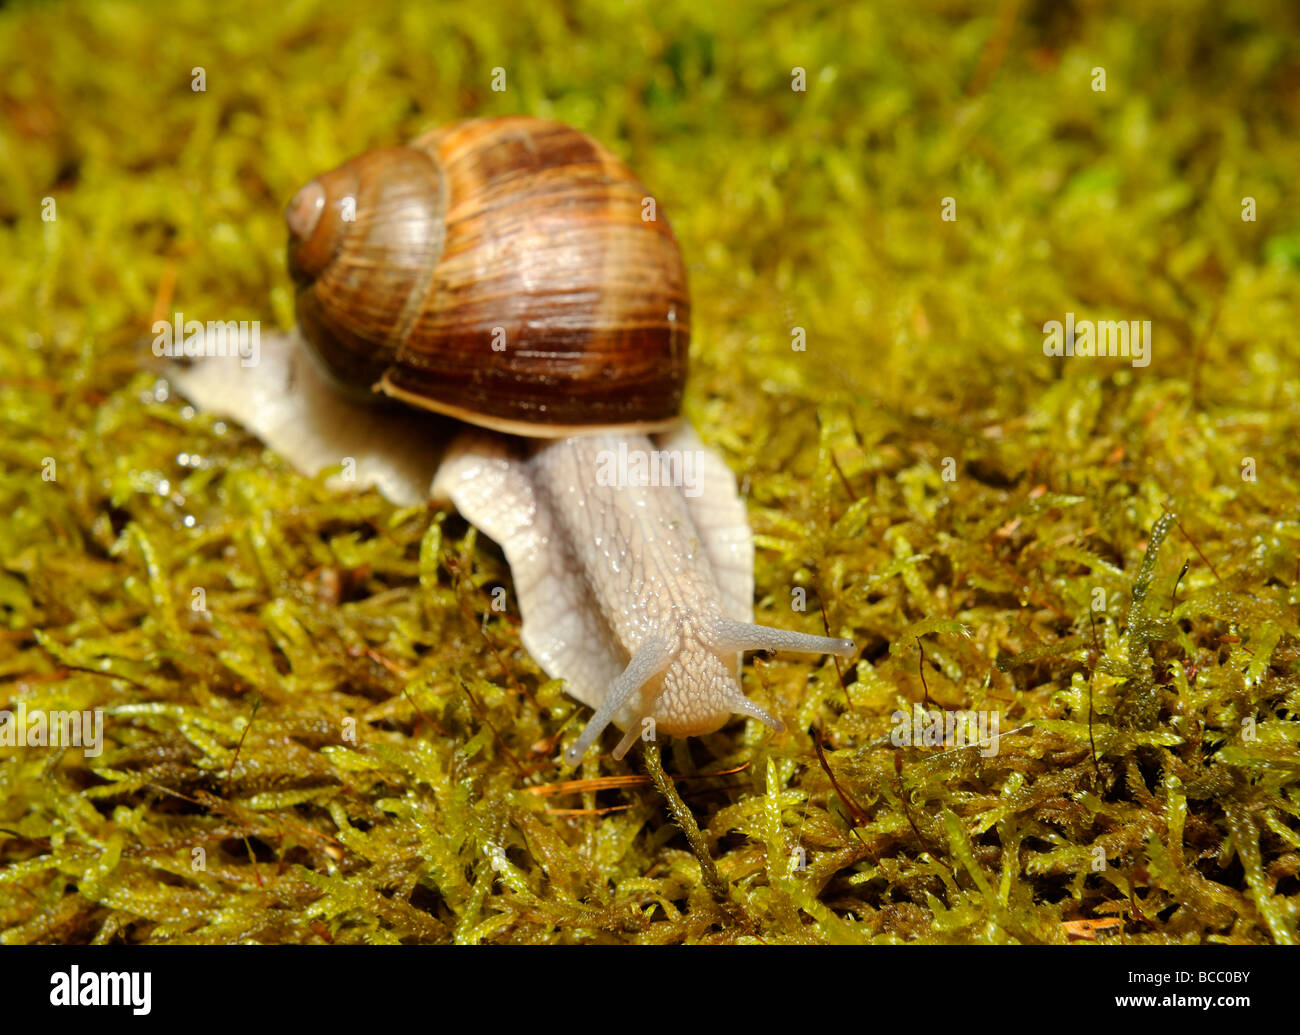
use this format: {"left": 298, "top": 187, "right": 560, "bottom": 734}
{"left": 1, "top": 0, "right": 1298, "bottom": 944}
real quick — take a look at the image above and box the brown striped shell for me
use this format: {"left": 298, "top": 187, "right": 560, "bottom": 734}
{"left": 284, "top": 117, "right": 690, "bottom": 437}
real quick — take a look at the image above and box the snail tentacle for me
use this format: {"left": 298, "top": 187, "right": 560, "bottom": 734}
{"left": 565, "top": 636, "right": 676, "bottom": 766}
{"left": 706, "top": 617, "right": 856, "bottom": 659}
{"left": 727, "top": 694, "right": 785, "bottom": 732}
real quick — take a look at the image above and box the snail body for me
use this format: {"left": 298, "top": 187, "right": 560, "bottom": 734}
{"left": 170, "top": 117, "right": 854, "bottom": 765}
{"left": 433, "top": 426, "right": 854, "bottom": 763}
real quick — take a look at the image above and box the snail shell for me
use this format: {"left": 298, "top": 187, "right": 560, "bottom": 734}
{"left": 285, "top": 116, "right": 690, "bottom": 436}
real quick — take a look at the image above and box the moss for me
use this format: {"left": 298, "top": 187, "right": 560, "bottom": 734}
{"left": 1, "top": 0, "right": 1299, "bottom": 944}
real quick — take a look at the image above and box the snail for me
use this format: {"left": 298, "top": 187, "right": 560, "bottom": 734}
{"left": 168, "top": 116, "right": 855, "bottom": 766}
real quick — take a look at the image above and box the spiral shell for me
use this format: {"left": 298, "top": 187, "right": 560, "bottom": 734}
{"left": 285, "top": 116, "right": 690, "bottom": 436}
